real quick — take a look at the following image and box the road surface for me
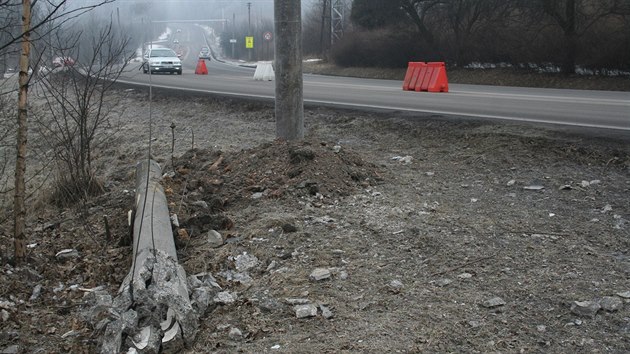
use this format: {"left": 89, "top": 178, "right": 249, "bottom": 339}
{"left": 118, "top": 25, "right": 630, "bottom": 132}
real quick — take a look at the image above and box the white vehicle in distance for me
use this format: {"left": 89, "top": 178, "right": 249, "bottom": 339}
{"left": 142, "top": 48, "right": 182, "bottom": 75}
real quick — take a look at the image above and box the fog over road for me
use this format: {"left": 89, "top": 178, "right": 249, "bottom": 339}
{"left": 118, "top": 25, "right": 630, "bottom": 133}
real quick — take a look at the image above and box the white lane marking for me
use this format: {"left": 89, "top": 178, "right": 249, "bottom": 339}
{"left": 304, "top": 80, "right": 630, "bottom": 106}
{"left": 115, "top": 79, "right": 630, "bottom": 131}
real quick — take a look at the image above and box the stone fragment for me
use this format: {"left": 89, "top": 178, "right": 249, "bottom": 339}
{"left": 570, "top": 300, "right": 601, "bottom": 318}
{"left": 599, "top": 296, "right": 623, "bottom": 312}
{"left": 29, "top": 284, "right": 42, "bottom": 301}
{"left": 214, "top": 292, "right": 236, "bottom": 305}
{"left": 389, "top": 280, "right": 403, "bottom": 293}
{"left": 581, "top": 180, "right": 590, "bottom": 187}
{"left": 468, "top": 320, "right": 481, "bottom": 328}
{"left": 537, "top": 325, "right": 547, "bottom": 332}
{"left": 234, "top": 253, "right": 259, "bottom": 272}
{"left": 507, "top": 180, "right": 516, "bottom": 186}
{"left": 0, "top": 345, "right": 18, "bottom": 354}
{"left": 482, "top": 297, "right": 506, "bottom": 308}
{"left": 191, "top": 200, "right": 208, "bottom": 209}
{"left": 309, "top": 268, "right": 331, "bottom": 281}
{"left": 320, "top": 304, "right": 334, "bottom": 319}
{"left": 332, "top": 145, "right": 341, "bottom": 153}
{"left": 55, "top": 249, "right": 79, "bottom": 260}
{"left": 458, "top": 273, "right": 473, "bottom": 279}
{"left": 1, "top": 309, "right": 8, "bottom": 322}
{"left": 295, "top": 304, "right": 318, "bottom": 319}
{"left": 523, "top": 185, "right": 544, "bottom": 191}
{"left": 228, "top": 327, "right": 243, "bottom": 340}
{"left": 602, "top": 204, "right": 612, "bottom": 213}
{"left": 616, "top": 291, "right": 630, "bottom": 299}
{"left": 206, "top": 230, "right": 223, "bottom": 248}
{"left": 170, "top": 214, "right": 179, "bottom": 228}
{"left": 435, "top": 278, "right": 452, "bottom": 287}
{"left": 285, "top": 298, "right": 310, "bottom": 305}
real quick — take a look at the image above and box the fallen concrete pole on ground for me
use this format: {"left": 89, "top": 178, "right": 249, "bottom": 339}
{"left": 100, "top": 160, "right": 199, "bottom": 353}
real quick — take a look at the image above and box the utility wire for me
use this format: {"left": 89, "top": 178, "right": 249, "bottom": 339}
{"left": 130, "top": 22, "right": 156, "bottom": 302}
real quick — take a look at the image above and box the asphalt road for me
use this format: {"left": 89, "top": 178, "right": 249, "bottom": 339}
{"left": 119, "top": 26, "right": 630, "bottom": 132}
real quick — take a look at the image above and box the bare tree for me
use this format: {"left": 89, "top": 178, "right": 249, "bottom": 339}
{"left": 35, "top": 19, "right": 131, "bottom": 204}
{"left": 524, "top": 0, "right": 629, "bottom": 73}
{"left": 1, "top": 0, "right": 115, "bottom": 264}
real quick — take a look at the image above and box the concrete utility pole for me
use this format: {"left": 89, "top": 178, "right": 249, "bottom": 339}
{"left": 247, "top": 2, "right": 252, "bottom": 61}
{"left": 274, "top": 0, "right": 304, "bottom": 140}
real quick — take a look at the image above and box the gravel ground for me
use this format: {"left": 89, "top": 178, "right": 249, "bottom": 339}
{"left": 0, "top": 86, "right": 629, "bottom": 353}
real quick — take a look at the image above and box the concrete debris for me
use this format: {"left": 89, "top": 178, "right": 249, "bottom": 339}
{"left": 271, "top": 344, "right": 281, "bottom": 349}
{"left": 285, "top": 298, "right": 310, "bottom": 305}
{"left": 482, "top": 297, "right": 506, "bottom": 308}
{"left": 234, "top": 253, "right": 259, "bottom": 272}
{"left": 0, "top": 345, "right": 19, "bottom": 354}
{"left": 191, "top": 287, "right": 216, "bottom": 315}
{"left": 599, "top": 296, "right": 623, "bottom": 312}
{"left": 295, "top": 304, "right": 318, "bottom": 319}
{"left": 468, "top": 320, "right": 481, "bottom": 328}
{"left": 266, "top": 261, "right": 277, "bottom": 272}
{"left": 220, "top": 270, "right": 253, "bottom": 286}
{"left": 435, "top": 278, "right": 452, "bottom": 287}
{"left": 616, "top": 291, "right": 630, "bottom": 299}
{"left": 391, "top": 155, "right": 413, "bottom": 164}
{"left": 55, "top": 249, "right": 79, "bottom": 260}
{"left": 601, "top": 204, "right": 613, "bottom": 213}
{"left": 537, "top": 325, "right": 547, "bottom": 332}
{"left": 559, "top": 185, "right": 572, "bottom": 190}
{"left": 1, "top": 309, "right": 8, "bottom": 322}
{"left": 252, "top": 192, "right": 264, "bottom": 199}
{"left": 339, "top": 271, "right": 349, "bottom": 280}
{"left": 571, "top": 300, "right": 601, "bottom": 318}
{"left": 228, "top": 327, "right": 243, "bottom": 340}
{"left": 523, "top": 185, "right": 544, "bottom": 191}
{"left": 507, "top": 180, "right": 516, "bottom": 186}
{"left": 581, "top": 180, "right": 590, "bottom": 187}
{"left": 214, "top": 291, "right": 237, "bottom": 305}
{"left": 333, "top": 145, "right": 341, "bottom": 153}
{"left": 206, "top": 230, "right": 223, "bottom": 248}
{"left": 320, "top": 304, "right": 334, "bottom": 319}
{"left": 29, "top": 284, "right": 42, "bottom": 301}
{"left": 309, "top": 268, "right": 332, "bottom": 281}
{"left": 170, "top": 214, "right": 179, "bottom": 228}
{"left": 100, "top": 250, "right": 199, "bottom": 354}
{"left": 458, "top": 273, "right": 473, "bottom": 279}
{"left": 191, "top": 200, "right": 208, "bottom": 209}
{"left": 388, "top": 280, "right": 404, "bottom": 293}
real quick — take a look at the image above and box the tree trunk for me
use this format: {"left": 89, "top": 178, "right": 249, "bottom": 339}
{"left": 14, "top": 0, "right": 32, "bottom": 264}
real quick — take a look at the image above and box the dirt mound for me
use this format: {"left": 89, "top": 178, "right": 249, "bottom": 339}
{"left": 166, "top": 139, "right": 382, "bottom": 227}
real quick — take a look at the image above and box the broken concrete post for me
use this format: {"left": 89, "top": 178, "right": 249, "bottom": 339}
{"left": 100, "top": 160, "right": 199, "bottom": 353}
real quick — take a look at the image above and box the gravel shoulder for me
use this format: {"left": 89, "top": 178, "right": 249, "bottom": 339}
{"left": 0, "top": 87, "right": 629, "bottom": 353}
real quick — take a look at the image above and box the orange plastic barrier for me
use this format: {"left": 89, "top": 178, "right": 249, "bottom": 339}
{"left": 195, "top": 59, "right": 208, "bottom": 75}
{"left": 402, "top": 62, "right": 448, "bottom": 93}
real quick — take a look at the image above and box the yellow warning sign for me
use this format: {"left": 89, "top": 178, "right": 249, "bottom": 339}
{"left": 245, "top": 36, "right": 254, "bottom": 49}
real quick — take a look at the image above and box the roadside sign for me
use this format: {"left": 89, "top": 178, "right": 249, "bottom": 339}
{"left": 263, "top": 31, "right": 272, "bottom": 41}
{"left": 245, "top": 36, "right": 254, "bottom": 49}
{"left": 229, "top": 39, "right": 237, "bottom": 43}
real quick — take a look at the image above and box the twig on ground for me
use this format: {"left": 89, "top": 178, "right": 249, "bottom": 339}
{"left": 431, "top": 253, "right": 497, "bottom": 277}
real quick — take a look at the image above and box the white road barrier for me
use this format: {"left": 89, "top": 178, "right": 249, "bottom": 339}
{"left": 253, "top": 61, "right": 275, "bottom": 81}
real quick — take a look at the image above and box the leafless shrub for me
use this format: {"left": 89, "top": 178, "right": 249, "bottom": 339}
{"left": 33, "top": 19, "right": 131, "bottom": 205}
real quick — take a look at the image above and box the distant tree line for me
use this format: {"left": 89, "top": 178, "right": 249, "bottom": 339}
{"left": 318, "top": 0, "right": 630, "bottom": 73}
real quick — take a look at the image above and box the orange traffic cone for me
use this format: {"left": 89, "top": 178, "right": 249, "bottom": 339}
{"left": 195, "top": 59, "right": 208, "bottom": 75}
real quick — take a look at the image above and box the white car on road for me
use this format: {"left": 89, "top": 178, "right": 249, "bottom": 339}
{"left": 142, "top": 48, "right": 182, "bottom": 75}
